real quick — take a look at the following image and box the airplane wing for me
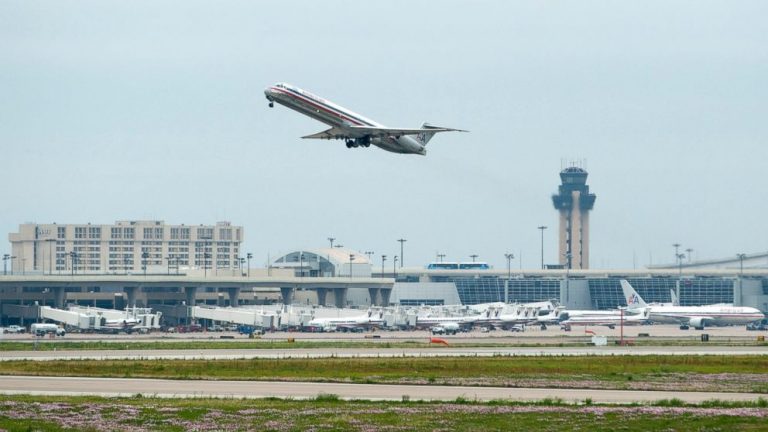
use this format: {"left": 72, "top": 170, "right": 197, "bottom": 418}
{"left": 348, "top": 126, "right": 468, "bottom": 137}
{"left": 301, "top": 128, "right": 348, "bottom": 140}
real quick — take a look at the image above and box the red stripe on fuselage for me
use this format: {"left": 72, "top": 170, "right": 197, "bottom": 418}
{"left": 270, "top": 87, "right": 368, "bottom": 127}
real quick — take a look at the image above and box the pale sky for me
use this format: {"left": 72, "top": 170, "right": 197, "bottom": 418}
{"left": 1, "top": 1, "right": 767, "bottom": 269}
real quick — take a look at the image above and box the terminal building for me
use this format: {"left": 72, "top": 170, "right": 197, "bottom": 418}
{"left": 7, "top": 221, "right": 243, "bottom": 275}
{"left": 379, "top": 265, "right": 768, "bottom": 313}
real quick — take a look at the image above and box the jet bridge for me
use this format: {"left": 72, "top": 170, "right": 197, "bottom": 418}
{"left": 39, "top": 306, "right": 95, "bottom": 330}
{"left": 38, "top": 306, "right": 162, "bottom": 331}
{"left": 191, "top": 306, "right": 280, "bottom": 329}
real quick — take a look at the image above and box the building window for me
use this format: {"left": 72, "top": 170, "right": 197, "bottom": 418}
{"left": 111, "top": 228, "right": 122, "bottom": 239}
{"left": 220, "top": 229, "right": 232, "bottom": 241}
{"left": 143, "top": 228, "right": 154, "bottom": 240}
{"left": 75, "top": 227, "right": 86, "bottom": 239}
{"left": 57, "top": 227, "right": 66, "bottom": 239}
{"left": 124, "top": 228, "right": 135, "bottom": 239}
{"left": 197, "top": 227, "right": 213, "bottom": 240}
{"left": 170, "top": 228, "right": 180, "bottom": 240}
{"left": 88, "top": 227, "right": 101, "bottom": 239}
{"left": 154, "top": 227, "right": 163, "bottom": 239}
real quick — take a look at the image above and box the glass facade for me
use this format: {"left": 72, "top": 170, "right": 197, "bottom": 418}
{"left": 679, "top": 278, "right": 733, "bottom": 306}
{"left": 451, "top": 277, "right": 560, "bottom": 305}
{"left": 430, "top": 275, "right": 741, "bottom": 309}
{"left": 588, "top": 278, "right": 677, "bottom": 309}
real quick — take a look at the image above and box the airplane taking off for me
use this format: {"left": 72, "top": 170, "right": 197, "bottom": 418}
{"left": 620, "top": 280, "right": 765, "bottom": 330}
{"left": 264, "top": 83, "right": 466, "bottom": 155}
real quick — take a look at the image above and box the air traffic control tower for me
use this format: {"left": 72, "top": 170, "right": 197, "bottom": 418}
{"left": 551, "top": 166, "right": 597, "bottom": 269}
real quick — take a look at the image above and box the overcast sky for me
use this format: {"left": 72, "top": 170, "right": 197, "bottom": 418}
{"left": 1, "top": 1, "right": 766, "bottom": 270}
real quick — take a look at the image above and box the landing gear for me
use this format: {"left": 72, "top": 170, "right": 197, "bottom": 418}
{"left": 344, "top": 137, "right": 371, "bottom": 149}
{"left": 268, "top": 102, "right": 274, "bottom": 108}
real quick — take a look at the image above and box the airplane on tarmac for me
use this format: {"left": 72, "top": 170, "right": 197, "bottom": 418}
{"left": 306, "top": 309, "right": 384, "bottom": 332}
{"left": 414, "top": 315, "right": 478, "bottom": 331}
{"left": 264, "top": 82, "right": 466, "bottom": 155}
{"left": 556, "top": 309, "right": 649, "bottom": 329}
{"left": 620, "top": 280, "right": 765, "bottom": 330}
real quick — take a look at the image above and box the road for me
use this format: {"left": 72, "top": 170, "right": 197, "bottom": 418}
{"left": 1, "top": 345, "right": 766, "bottom": 361}
{"left": 0, "top": 376, "right": 762, "bottom": 404}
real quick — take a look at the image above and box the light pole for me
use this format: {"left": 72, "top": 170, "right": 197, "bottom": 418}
{"left": 328, "top": 237, "right": 335, "bottom": 248}
{"left": 246, "top": 252, "right": 252, "bottom": 277}
{"left": 393, "top": 255, "right": 398, "bottom": 279}
{"left": 299, "top": 252, "right": 304, "bottom": 278}
{"left": 68, "top": 251, "right": 77, "bottom": 276}
{"left": 141, "top": 251, "right": 149, "bottom": 277}
{"left": 470, "top": 254, "right": 478, "bottom": 262}
{"left": 537, "top": 226, "right": 547, "bottom": 269}
{"left": 380, "top": 255, "right": 387, "bottom": 278}
{"left": 164, "top": 256, "right": 172, "bottom": 275}
{"left": 685, "top": 248, "right": 693, "bottom": 264}
{"left": 365, "top": 251, "right": 374, "bottom": 263}
{"left": 239, "top": 257, "right": 245, "bottom": 276}
{"left": 673, "top": 243, "right": 681, "bottom": 263}
{"left": 203, "top": 252, "right": 210, "bottom": 278}
{"left": 504, "top": 253, "right": 514, "bottom": 304}
{"left": 2, "top": 254, "right": 13, "bottom": 276}
{"left": 46, "top": 238, "right": 55, "bottom": 275}
{"left": 737, "top": 253, "right": 746, "bottom": 304}
{"left": 676, "top": 252, "right": 685, "bottom": 278}
{"left": 349, "top": 253, "right": 355, "bottom": 279}
{"left": 397, "top": 239, "right": 406, "bottom": 268}
{"left": 437, "top": 253, "right": 445, "bottom": 263}
{"left": 504, "top": 253, "right": 514, "bottom": 280}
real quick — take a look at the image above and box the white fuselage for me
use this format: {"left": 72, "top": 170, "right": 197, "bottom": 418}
{"left": 307, "top": 315, "right": 383, "bottom": 330}
{"left": 415, "top": 316, "right": 477, "bottom": 329}
{"left": 558, "top": 310, "right": 647, "bottom": 327}
{"left": 644, "top": 305, "right": 764, "bottom": 326}
{"left": 265, "top": 84, "right": 426, "bottom": 155}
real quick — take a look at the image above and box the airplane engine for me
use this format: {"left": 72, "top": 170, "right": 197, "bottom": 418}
{"left": 688, "top": 317, "right": 705, "bottom": 330}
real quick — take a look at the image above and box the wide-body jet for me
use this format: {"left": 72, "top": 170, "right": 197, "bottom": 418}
{"left": 265, "top": 83, "right": 466, "bottom": 155}
{"left": 620, "top": 280, "right": 764, "bottom": 330}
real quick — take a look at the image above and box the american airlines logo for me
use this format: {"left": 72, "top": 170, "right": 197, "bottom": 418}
{"left": 627, "top": 294, "right": 640, "bottom": 305}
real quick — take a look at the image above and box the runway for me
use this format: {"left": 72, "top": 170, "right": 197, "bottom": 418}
{"left": 0, "top": 376, "right": 762, "bottom": 404}
{"left": 1, "top": 345, "right": 766, "bottom": 361}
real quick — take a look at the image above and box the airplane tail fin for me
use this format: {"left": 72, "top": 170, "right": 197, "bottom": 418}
{"left": 620, "top": 280, "right": 648, "bottom": 310}
{"left": 670, "top": 289, "right": 679, "bottom": 306}
{"left": 413, "top": 122, "right": 441, "bottom": 146}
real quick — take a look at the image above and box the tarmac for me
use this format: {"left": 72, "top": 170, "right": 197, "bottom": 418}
{"left": 0, "top": 376, "right": 763, "bottom": 404}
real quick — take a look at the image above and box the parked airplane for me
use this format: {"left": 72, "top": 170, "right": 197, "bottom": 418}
{"left": 620, "top": 280, "right": 765, "bottom": 330}
{"left": 431, "top": 322, "right": 461, "bottom": 335}
{"left": 415, "top": 315, "right": 477, "bottom": 330}
{"left": 306, "top": 310, "right": 384, "bottom": 332}
{"left": 265, "top": 82, "right": 466, "bottom": 155}
{"left": 556, "top": 308, "right": 649, "bottom": 329}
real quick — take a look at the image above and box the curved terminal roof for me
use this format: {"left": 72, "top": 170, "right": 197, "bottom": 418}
{"left": 273, "top": 248, "right": 370, "bottom": 266}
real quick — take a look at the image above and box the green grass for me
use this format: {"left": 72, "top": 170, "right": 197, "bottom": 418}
{"left": 1, "top": 337, "right": 766, "bottom": 351}
{"left": 1, "top": 355, "right": 765, "bottom": 378}
{"left": 1, "top": 355, "right": 766, "bottom": 393}
{"left": 0, "top": 395, "right": 766, "bottom": 432}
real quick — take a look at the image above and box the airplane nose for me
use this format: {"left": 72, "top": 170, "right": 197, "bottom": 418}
{"left": 264, "top": 87, "right": 274, "bottom": 100}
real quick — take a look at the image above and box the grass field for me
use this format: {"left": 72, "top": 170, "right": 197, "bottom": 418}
{"left": 2, "top": 355, "right": 767, "bottom": 393}
{"left": 1, "top": 395, "right": 766, "bottom": 431}
{"left": 1, "top": 338, "right": 766, "bottom": 352}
